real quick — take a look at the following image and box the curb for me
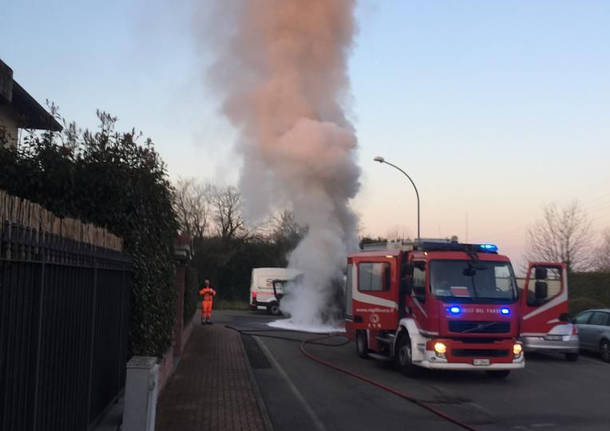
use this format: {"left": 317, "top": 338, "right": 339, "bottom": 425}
{"left": 239, "top": 332, "right": 275, "bottom": 431}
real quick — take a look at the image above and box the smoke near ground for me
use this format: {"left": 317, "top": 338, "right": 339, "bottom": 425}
{"left": 204, "top": 0, "right": 360, "bottom": 328}
{"left": 268, "top": 318, "right": 346, "bottom": 334}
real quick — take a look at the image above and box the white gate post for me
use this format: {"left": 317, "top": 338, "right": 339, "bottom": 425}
{"left": 122, "top": 356, "right": 159, "bottom": 431}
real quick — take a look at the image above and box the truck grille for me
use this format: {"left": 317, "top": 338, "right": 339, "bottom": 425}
{"left": 449, "top": 320, "right": 510, "bottom": 334}
{"left": 452, "top": 349, "right": 510, "bottom": 358}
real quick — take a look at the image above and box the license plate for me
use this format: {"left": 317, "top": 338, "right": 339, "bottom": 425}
{"left": 544, "top": 335, "right": 562, "bottom": 341}
{"left": 473, "top": 359, "right": 490, "bottom": 366}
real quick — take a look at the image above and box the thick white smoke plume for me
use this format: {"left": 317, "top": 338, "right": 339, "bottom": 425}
{"left": 206, "top": 0, "right": 360, "bottom": 328}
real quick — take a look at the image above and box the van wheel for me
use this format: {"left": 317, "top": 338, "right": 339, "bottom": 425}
{"left": 600, "top": 340, "right": 610, "bottom": 363}
{"left": 356, "top": 331, "right": 369, "bottom": 358}
{"left": 267, "top": 302, "right": 281, "bottom": 316}
{"left": 486, "top": 370, "right": 510, "bottom": 379}
{"left": 394, "top": 333, "right": 419, "bottom": 376}
{"left": 565, "top": 352, "right": 579, "bottom": 361}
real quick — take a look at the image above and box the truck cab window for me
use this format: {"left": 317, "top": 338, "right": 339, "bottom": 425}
{"left": 430, "top": 260, "right": 517, "bottom": 303}
{"left": 526, "top": 266, "right": 561, "bottom": 306}
{"left": 359, "top": 262, "right": 390, "bottom": 292}
{"left": 412, "top": 263, "right": 426, "bottom": 302}
{"left": 494, "top": 265, "right": 513, "bottom": 294}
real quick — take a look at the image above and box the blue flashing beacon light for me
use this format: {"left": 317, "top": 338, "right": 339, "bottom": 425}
{"left": 500, "top": 307, "right": 510, "bottom": 316}
{"left": 448, "top": 306, "right": 461, "bottom": 315}
{"left": 479, "top": 243, "right": 498, "bottom": 252}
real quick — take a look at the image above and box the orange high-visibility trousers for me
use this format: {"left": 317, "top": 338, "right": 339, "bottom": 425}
{"left": 202, "top": 300, "right": 213, "bottom": 319}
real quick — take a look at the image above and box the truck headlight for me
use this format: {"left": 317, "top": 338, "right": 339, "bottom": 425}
{"left": 513, "top": 343, "right": 523, "bottom": 357}
{"left": 434, "top": 342, "right": 447, "bottom": 357}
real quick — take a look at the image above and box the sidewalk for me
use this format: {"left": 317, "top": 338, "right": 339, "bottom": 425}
{"left": 155, "top": 311, "right": 270, "bottom": 431}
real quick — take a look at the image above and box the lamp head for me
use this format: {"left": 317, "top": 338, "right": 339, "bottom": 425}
{"left": 373, "top": 156, "right": 385, "bottom": 163}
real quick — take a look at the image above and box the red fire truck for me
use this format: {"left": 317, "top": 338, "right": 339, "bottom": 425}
{"left": 344, "top": 239, "right": 558, "bottom": 378}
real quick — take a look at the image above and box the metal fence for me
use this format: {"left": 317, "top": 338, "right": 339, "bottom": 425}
{"left": 0, "top": 221, "right": 130, "bottom": 431}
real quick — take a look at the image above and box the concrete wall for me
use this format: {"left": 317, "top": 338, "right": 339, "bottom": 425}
{"left": 0, "top": 105, "right": 18, "bottom": 148}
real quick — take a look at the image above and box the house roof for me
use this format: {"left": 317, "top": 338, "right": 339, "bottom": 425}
{"left": 0, "top": 59, "right": 62, "bottom": 132}
{"left": 10, "top": 81, "right": 63, "bottom": 131}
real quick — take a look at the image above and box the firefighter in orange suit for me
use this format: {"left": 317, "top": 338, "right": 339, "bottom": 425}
{"left": 199, "top": 280, "right": 216, "bottom": 324}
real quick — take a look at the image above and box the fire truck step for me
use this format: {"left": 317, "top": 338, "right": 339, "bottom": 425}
{"left": 368, "top": 352, "right": 393, "bottom": 362}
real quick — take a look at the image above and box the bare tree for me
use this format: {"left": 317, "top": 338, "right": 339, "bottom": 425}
{"left": 212, "top": 186, "right": 246, "bottom": 239}
{"left": 173, "top": 178, "right": 211, "bottom": 239}
{"left": 271, "top": 209, "right": 307, "bottom": 244}
{"left": 525, "top": 201, "right": 593, "bottom": 272}
{"left": 593, "top": 228, "right": 610, "bottom": 272}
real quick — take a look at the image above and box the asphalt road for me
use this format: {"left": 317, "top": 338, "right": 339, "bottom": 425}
{"left": 225, "top": 310, "right": 610, "bottom": 431}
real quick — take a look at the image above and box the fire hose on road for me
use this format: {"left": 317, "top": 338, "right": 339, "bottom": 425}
{"left": 227, "top": 325, "right": 477, "bottom": 431}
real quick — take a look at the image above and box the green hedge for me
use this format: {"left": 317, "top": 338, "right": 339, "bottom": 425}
{"left": 0, "top": 113, "right": 178, "bottom": 357}
{"left": 569, "top": 272, "right": 610, "bottom": 315}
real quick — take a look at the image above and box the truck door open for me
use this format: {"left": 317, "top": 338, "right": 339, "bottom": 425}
{"left": 520, "top": 262, "right": 568, "bottom": 336}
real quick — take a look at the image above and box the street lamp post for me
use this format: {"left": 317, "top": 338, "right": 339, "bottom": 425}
{"left": 374, "top": 156, "right": 421, "bottom": 242}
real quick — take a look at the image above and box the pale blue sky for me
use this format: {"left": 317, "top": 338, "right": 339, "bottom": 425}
{"left": 2, "top": 1, "right": 609, "bottom": 265}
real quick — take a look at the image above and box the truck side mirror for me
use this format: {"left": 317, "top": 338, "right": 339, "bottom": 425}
{"left": 535, "top": 281, "right": 548, "bottom": 300}
{"left": 535, "top": 267, "right": 548, "bottom": 280}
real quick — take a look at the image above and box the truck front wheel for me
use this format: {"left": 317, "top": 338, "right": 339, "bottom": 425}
{"left": 356, "top": 331, "right": 369, "bottom": 358}
{"left": 394, "top": 333, "right": 419, "bottom": 376}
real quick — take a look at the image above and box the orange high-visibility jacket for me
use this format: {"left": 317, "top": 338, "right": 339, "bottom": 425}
{"left": 199, "top": 287, "right": 216, "bottom": 302}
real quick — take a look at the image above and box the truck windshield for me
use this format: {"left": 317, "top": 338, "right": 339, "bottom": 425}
{"left": 430, "top": 260, "right": 517, "bottom": 303}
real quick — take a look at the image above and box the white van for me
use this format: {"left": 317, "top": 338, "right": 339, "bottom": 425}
{"left": 249, "top": 267, "right": 303, "bottom": 315}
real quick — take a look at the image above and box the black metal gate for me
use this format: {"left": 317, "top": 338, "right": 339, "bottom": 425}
{"left": 0, "top": 222, "right": 130, "bottom": 431}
